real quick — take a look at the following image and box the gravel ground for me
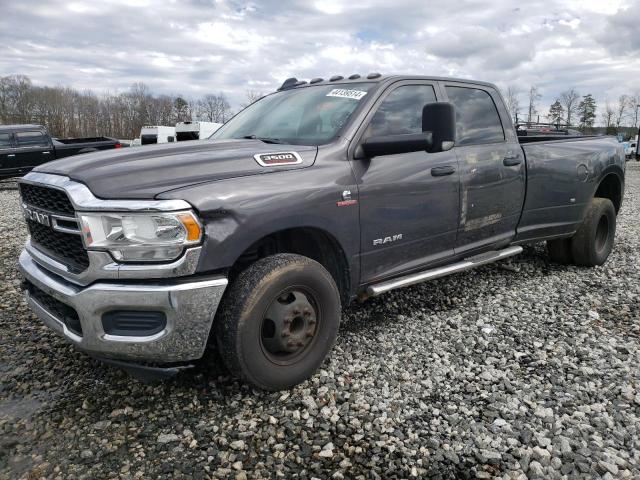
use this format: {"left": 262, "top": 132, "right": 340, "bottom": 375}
{"left": 1, "top": 165, "right": 639, "bottom": 480}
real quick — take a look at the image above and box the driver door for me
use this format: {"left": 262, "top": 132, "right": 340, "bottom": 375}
{"left": 349, "top": 82, "right": 460, "bottom": 284}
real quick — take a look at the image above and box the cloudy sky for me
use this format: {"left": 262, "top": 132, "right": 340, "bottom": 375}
{"left": 1, "top": 0, "right": 639, "bottom": 119}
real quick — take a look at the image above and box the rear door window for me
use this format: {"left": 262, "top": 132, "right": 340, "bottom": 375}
{"left": 16, "top": 131, "right": 49, "bottom": 148}
{"left": 445, "top": 86, "right": 505, "bottom": 146}
{"left": 0, "top": 133, "right": 12, "bottom": 149}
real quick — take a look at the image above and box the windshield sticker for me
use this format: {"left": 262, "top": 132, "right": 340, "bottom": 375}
{"left": 326, "top": 89, "right": 368, "bottom": 101}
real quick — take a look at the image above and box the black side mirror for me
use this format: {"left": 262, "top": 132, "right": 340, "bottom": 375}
{"left": 423, "top": 102, "right": 456, "bottom": 152}
{"left": 361, "top": 132, "right": 433, "bottom": 158}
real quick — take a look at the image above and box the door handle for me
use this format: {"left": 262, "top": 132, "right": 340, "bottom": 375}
{"left": 42, "top": 151, "right": 51, "bottom": 155}
{"left": 431, "top": 165, "right": 456, "bottom": 177}
{"left": 7, "top": 154, "right": 15, "bottom": 157}
{"left": 503, "top": 155, "right": 522, "bottom": 166}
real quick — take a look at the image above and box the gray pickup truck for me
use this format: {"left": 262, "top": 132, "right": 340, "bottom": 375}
{"left": 18, "top": 74, "right": 625, "bottom": 390}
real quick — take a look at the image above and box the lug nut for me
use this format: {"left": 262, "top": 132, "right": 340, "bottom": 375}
{"left": 282, "top": 331, "right": 290, "bottom": 337}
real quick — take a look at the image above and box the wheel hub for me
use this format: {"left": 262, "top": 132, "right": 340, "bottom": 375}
{"left": 261, "top": 290, "right": 317, "bottom": 358}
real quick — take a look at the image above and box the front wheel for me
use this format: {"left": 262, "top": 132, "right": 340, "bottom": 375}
{"left": 215, "top": 254, "right": 341, "bottom": 390}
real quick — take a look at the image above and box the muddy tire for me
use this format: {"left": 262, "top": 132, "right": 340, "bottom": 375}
{"left": 215, "top": 254, "right": 341, "bottom": 390}
{"left": 570, "top": 198, "right": 616, "bottom": 267}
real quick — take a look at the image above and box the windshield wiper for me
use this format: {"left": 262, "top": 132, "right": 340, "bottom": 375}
{"left": 242, "top": 134, "right": 285, "bottom": 144}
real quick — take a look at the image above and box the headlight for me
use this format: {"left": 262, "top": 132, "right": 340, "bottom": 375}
{"left": 79, "top": 211, "right": 202, "bottom": 262}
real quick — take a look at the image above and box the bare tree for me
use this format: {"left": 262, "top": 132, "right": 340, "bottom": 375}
{"left": 242, "top": 90, "right": 265, "bottom": 109}
{"left": 559, "top": 88, "right": 580, "bottom": 126}
{"left": 197, "top": 93, "right": 231, "bottom": 123}
{"left": 527, "top": 86, "right": 541, "bottom": 124}
{"left": 504, "top": 86, "right": 520, "bottom": 122}
{"left": 602, "top": 100, "right": 615, "bottom": 134}
{"left": 629, "top": 92, "right": 640, "bottom": 129}
{"left": 615, "top": 94, "right": 630, "bottom": 129}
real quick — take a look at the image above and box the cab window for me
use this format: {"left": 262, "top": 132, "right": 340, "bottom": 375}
{"left": 365, "top": 85, "right": 437, "bottom": 138}
{"left": 445, "top": 86, "right": 505, "bottom": 145}
{"left": 16, "top": 131, "right": 49, "bottom": 148}
{"left": 0, "top": 133, "right": 12, "bottom": 149}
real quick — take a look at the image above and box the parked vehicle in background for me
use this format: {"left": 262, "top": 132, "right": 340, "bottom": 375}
{"left": 0, "top": 124, "right": 121, "bottom": 180}
{"left": 175, "top": 121, "right": 222, "bottom": 141}
{"left": 18, "top": 74, "right": 625, "bottom": 390}
{"left": 140, "top": 126, "right": 175, "bottom": 145}
{"left": 625, "top": 140, "right": 636, "bottom": 159}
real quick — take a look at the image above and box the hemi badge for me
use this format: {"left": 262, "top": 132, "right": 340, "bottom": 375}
{"left": 337, "top": 189, "right": 357, "bottom": 206}
{"left": 254, "top": 152, "right": 303, "bottom": 167}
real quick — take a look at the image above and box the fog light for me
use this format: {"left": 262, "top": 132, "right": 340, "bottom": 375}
{"left": 102, "top": 311, "right": 167, "bottom": 337}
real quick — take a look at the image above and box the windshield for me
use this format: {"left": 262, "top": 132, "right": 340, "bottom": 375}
{"left": 211, "top": 83, "right": 375, "bottom": 146}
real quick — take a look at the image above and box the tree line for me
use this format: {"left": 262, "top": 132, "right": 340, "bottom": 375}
{"left": 504, "top": 85, "right": 640, "bottom": 136}
{"left": 0, "top": 74, "right": 242, "bottom": 139}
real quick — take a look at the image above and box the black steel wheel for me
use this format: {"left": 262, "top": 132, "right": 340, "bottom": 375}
{"left": 215, "top": 254, "right": 341, "bottom": 390}
{"left": 260, "top": 288, "right": 320, "bottom": 365}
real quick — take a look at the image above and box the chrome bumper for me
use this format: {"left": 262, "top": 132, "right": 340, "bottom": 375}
{"left": 19, "top": 249, "right": 228, "bottom": 363}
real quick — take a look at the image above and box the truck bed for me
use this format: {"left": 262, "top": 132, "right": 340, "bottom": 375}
{"left": 54, "top": 136, "right": 116, "bottom": 145}
{"left": 516, "top": 135, "right": 623, "bottom": 242}
{"left": 518, "top": 135, "right": 594, "bottom": 144}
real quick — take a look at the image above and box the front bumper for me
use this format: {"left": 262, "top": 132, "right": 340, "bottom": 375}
{"left": 19, "top": 249, "right": 227, "bottom": 363}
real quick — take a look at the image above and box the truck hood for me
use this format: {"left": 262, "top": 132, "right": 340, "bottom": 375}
{"left": 36, "top": 139, "right": 318, "bottom": 199}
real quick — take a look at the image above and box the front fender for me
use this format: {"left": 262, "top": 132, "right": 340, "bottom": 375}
{"left": 158, "top": 161, "right": 361, "bottom": 291}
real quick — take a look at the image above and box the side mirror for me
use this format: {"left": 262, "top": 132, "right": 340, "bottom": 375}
{"left": 361, "top": 132, "right": 433, "bottom": 158}
{"left": 423, "top": 102, "right": 456, "bottom": 152}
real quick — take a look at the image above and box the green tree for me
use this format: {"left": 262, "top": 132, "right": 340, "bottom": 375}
{"left": 173, "top": 96, "right": 190, "bottom": 123}
{"left": 578, "top": 94, "right": 597, "bottom": 133}
{"left": 548, "top": 100, "right": 564, "bottom": 125}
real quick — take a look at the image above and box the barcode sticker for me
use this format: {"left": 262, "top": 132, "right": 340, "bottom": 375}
{"left": 326, "top": 89, "right": 368, "bottom": 100}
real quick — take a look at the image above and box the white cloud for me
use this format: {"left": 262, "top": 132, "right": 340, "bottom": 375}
{"left": 0, "top": 0, "right": 637, "bottom": 121}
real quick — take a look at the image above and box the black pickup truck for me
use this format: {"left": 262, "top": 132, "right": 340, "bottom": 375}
{"left": 0, "top": 124, "right": 121, "bottom": 180}
{"left": 17, "top": 74, "right": 625, "bottom": 390}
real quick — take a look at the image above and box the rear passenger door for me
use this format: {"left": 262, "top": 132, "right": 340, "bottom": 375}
{"left": 443, "top": 83, "right": 525, "bottom": 254}
{"left": 0, "top": 132, "right": 16, "bottom": 174}
{"left": 14, "top": 130, "right": 54, "bottom": 172}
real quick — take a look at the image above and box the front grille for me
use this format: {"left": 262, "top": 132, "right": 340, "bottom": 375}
{"left": 27, "top": 219, "right": 90, "bottom": 273}
{"left": 25, "top": 280, "right": 82, "bottom": 336}
{"left": 20, "top": 182, "right": 90, "bottom": 274}
{"left": 19, "top": 183, "right": 75, "bottom": 216}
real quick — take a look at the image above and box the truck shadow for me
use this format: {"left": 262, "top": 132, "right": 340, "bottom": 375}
{"left": 339, "top": 243, "right": 562, "bottom": 335}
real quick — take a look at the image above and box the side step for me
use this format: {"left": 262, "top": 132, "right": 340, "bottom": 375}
{"left": 366, "top": 245, "right": 523, "bottom": 297}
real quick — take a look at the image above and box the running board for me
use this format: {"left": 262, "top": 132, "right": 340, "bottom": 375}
{"left": 366, "top": 245, "right": 523, "bottom": 297}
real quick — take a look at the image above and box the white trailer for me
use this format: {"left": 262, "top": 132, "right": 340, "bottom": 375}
{"left": 140, "top": 126, "right": 176, "bottom": 145}
{"left": 175, "top": 121, "right": 222, "bottom": 141}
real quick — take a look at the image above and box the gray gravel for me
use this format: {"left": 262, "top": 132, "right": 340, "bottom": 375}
{"left": 1, "top": 165, "right": 640, "bottom": 479}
